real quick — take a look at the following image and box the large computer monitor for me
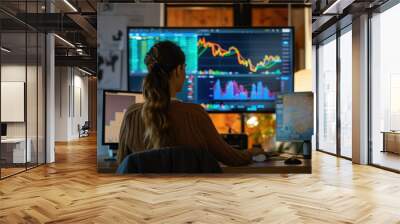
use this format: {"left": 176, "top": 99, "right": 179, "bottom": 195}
{"left": 128, "top": 27, "right": 294, "bottom": 113}
{"left": 102, "top": 90, "right": 144, "bottom": 148}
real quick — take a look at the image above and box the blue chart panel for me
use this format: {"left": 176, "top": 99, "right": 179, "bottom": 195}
{"left": 276, "top": 92, "right": 314, "bottom": 141}
{"left": 197, "top": 76, "right": 281, "bottom": 101}
{"left": 213, "top": 79, "right": 275, "bottom": 101}
{"left": 128, "top": 32, "right": 198, "bottom": 74}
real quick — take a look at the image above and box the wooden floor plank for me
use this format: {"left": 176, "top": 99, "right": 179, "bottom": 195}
{"left": 0, "top": 135, "right": 400, "bottom": 223}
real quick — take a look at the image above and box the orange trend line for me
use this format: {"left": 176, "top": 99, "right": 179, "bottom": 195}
{"left": 197, "top": 37, "right": 281, "bottom": 73}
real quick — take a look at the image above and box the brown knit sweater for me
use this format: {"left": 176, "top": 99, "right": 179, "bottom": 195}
{"left": 117, "top": 100, "right": 251, "bottom": 166}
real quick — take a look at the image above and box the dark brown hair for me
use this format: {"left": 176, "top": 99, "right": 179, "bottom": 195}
{"left": 141, "top": 41, "right": 185, "bottom": 149}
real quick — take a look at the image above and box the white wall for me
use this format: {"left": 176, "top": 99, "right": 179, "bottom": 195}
{"left": 1, "top": 65, "right": 38, "bottom": 138}
{"left": 55, "top": 67, "right": 69, "bottom": 141}
{"left": 55, "top": 67, "right": 89, "bottom": 141}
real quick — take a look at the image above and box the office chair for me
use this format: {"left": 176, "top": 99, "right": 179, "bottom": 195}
{"left": 78, "top": 121, "right": 90, "bottom": 138}
{"left": 116, "top": 146, "right": 222, "bottom": 174}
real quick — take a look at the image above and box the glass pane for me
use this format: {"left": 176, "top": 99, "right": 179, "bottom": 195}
{"left": 38, "top": 32, "right": 46, "bottom": 165}
{"left": 317, "top": 37, "right": 337, "bottom": 154}
{"left": 339, "top": 29, "right": 352, "bottom": 158}
{"left": 167, "top": 7, "right": 233, "bottom": 27}
{"left": 1, "top": 30, "right": 28, "bottom": 177}
{"left": 371, "top": 4, "right": 400, "bottom": 171}
{"left": 27, "top": 31, "right": 38, "bottom": 169}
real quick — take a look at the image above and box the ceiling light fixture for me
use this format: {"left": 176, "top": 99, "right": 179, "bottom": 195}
{"left": 322, "top": 0, "right": 341, "bottom": 14}
{"left": 78, "top": 67, "right": 93, "bottom": 76}
{"left": 322, "top": 0, "right": 354, "bottom": 15}
{"left": 54, "top": 34, "right": 75, "bottom": 48}
{"left": 1, "top": 47, "right": 11, "bottom": 53}
{"left": 63, "top": 0, "right": 78, "bottom": 12}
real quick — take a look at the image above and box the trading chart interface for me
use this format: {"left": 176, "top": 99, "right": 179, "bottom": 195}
{"left": 128, "top": 28, "right": 293, "bottom": 112}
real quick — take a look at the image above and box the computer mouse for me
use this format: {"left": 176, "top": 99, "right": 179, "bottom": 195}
{"left": 252, "top": 154, "right": 267, "bottom": 162}
{"left": 284, "top": 157, "right": 302, "bottom": 165}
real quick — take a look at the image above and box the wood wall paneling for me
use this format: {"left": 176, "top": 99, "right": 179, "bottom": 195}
{"left": 252, "top": 8, "right": 288, "bottom": 27}
{"left": 88, "top": 77, "right": 97, "bottom": 132}
{"left": 167, "top": 7, "right": 234, "bottom": 27}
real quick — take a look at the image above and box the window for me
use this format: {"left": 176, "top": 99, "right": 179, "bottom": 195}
{"left": 317, "top": 36, "right": 337, "bottom": 154}
{"left": 339, "top": 28, "right": 352, "bottom": 158}
{"left": 370, "top": 3, "right": 400, "bottom": 171}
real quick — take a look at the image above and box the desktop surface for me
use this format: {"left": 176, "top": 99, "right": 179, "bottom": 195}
{"left": 221, "top": 157, "right": 311, "bottom": 174}
{"left": 98, "top": 150, "right": 310, "bottom": 174}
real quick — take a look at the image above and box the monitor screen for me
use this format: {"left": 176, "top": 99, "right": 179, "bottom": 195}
{"left": 103, "top": 91, "right": 144, "bottom": 145}
{"left": 1, "top": 123, "right": 7, "bottom": 137}
{"left": 275, "top": 92, "right": 314, "bottom": 141}
{"left": 128, "top": 27, "right": 294, "bottom": 112}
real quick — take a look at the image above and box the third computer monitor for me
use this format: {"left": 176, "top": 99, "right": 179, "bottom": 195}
{"left": 128, "top": 27, "right": 294, "bottom": 113}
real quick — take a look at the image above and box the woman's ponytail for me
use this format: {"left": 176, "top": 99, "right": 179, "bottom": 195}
{"left": 141, "top": 41, "right": 185, "bottom": 149}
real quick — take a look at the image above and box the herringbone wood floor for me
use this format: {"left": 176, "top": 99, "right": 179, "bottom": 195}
{"left": 1, "top": 135, "right": 400, "bottom": 224}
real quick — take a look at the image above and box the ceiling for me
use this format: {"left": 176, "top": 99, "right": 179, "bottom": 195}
{"left": 312, "top": 0, "right": 390, "bottom": 43}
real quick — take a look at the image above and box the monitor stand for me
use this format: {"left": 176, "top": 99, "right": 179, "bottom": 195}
{"left": 303, "top": 140, "right": 312, "bottom": 159}
{"left": 104, "top": 145, "right": 118, "bottom": 161}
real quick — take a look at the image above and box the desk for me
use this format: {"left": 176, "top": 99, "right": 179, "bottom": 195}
{"left": 221, "top": 159, "right": 311, "bottom": 174}
{"left": 1, "top": 138, "right": 32, "bottom": 163}
{"left": 98, "top": 157, "right": 312, "bottom": 174}
{"left": 382, "top": 131, "right": 400, "bottom": 154}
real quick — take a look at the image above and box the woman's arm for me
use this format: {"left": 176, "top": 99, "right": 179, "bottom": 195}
{"left": 194, "top": 106, "right": 251, "bottom": 166}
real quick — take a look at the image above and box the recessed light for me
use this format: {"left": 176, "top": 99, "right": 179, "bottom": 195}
{"left": 54, "top": 34, "right": 75, "bottom": 48}
{"left": 78, "top": 67, "right": 93, "bottom": 76}
{"left": 63, "top": 0, "right": 78, "bottom": 12}
{"left": 1, "top": 47, "right": 11, "bottom": 53}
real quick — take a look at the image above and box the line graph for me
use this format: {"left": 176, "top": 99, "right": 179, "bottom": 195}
{"left": 197, "top": 37, "right": 282, "bottom": 74}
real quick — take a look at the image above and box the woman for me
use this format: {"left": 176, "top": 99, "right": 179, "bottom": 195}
{"left": 117, "top": 41, "right": 251, "bottom": 166}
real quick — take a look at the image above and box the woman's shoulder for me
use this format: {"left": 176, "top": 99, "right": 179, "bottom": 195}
{"left": 172, "top": 101, "right": 209, "bottom": 117}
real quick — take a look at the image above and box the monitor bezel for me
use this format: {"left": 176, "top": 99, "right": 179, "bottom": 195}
{"left": 126, "top": 26, "right": 295, "bottom": 113}
{"left": 102, "top": 89, "right": 143, "bottom": 148}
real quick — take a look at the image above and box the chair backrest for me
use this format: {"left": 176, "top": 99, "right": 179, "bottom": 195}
{"left": 83, "top": 121, "right": 90, "bottom": 128}
{"left": 116, "top": 146, "right": 222, "bottom": 174}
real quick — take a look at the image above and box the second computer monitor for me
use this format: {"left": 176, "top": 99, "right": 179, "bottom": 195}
{"left": 103, "top": 91, "right": 144, "bottom": 146}
{"left": 128, "top": 27, "right": 294, "bottom": 113}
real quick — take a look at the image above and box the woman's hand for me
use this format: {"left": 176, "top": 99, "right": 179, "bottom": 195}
{"left": 249, "top": 146, "right": 265, "bottom": 156}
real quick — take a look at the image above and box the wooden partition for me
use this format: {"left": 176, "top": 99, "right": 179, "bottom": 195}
{"left": 167, "top": 6, "right": 233, "bottom": 27}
